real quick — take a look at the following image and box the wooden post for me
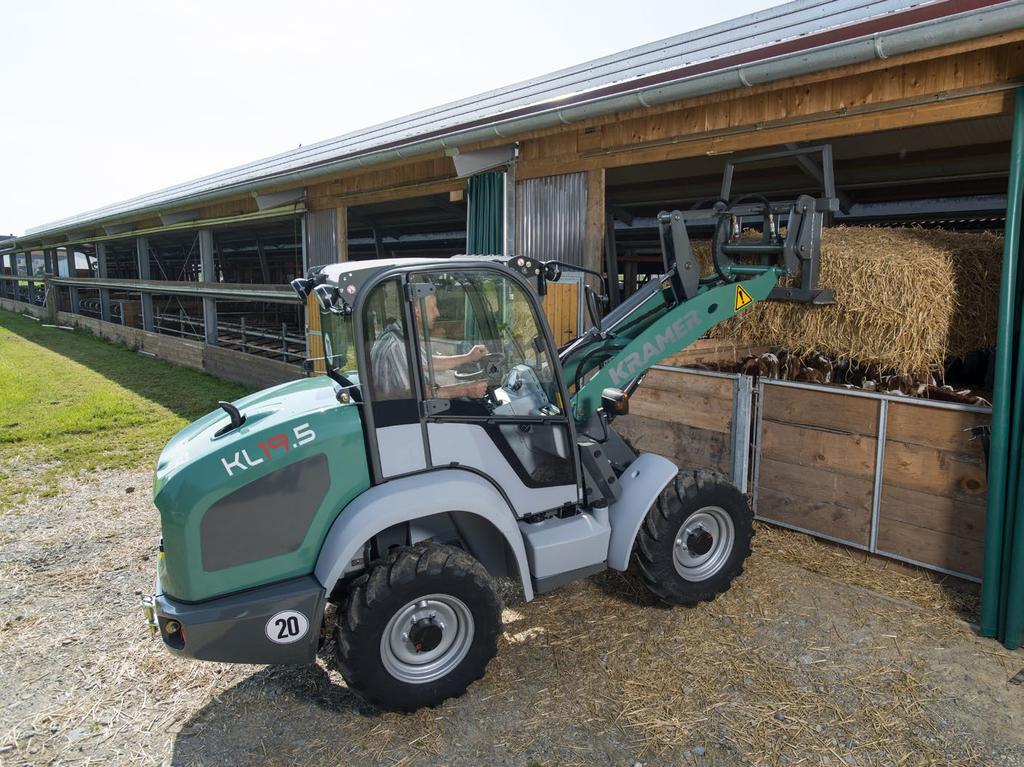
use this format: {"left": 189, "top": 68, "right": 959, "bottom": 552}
{"left": 136, "top": 236, "right": 155, "bottom": 332}
{"left": 336, "top": 206, "right": 348, "bottom": 263}
{"left": 584, "top": 168, "right": 606, "bottom": 295}
{"left": 199, "top": 229, "right": 218, "bottom": 345}
{"left": 95, "top": 242, "right": 111, "bottom": 322}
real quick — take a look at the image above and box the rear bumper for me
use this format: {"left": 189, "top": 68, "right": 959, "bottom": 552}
{"left": 144, "top": 574, "right": 326, "bottom": 665}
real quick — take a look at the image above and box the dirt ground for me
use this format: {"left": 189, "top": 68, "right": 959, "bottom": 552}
{"left": 1, "top": 467, "right": 1022, "bottom": 767}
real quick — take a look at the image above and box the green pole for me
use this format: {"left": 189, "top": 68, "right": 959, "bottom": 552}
{"left": 980, "top": 87, "right": 1024, "bottom": 638}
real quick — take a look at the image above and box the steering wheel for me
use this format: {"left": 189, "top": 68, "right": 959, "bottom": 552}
{"left": 454, "top": 352, "right": 506, "bottom": 384}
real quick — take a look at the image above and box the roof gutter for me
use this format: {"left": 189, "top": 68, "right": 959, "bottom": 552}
{"left": 19, "top": 0, "right": 1024, "bottom": 245}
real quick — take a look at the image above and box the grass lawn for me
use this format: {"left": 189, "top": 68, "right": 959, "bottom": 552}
{"left": 0, "top": 310, "right": 250, "bottom": 509}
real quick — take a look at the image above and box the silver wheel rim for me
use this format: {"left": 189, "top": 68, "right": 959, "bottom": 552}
{"left": 672, "top": 506, "right": 735, "bottom": 582}
{"left": 380, "top": 594, "right": 475, "bottom": 684}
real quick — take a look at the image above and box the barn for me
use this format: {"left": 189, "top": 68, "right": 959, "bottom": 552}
{"left": 2, "top": 0, "right": 1023, "bottom": 647}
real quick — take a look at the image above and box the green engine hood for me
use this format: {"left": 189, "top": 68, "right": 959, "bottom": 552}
{"left": 154, "top": 376, "right": 370, "bottom": 602}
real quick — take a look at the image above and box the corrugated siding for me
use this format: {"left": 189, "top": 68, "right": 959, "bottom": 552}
{"left": 516, "top": 173, "right": 587, "bottom": 266}
{"left": 305, "top": 209, "right": 338, "bottom": 268}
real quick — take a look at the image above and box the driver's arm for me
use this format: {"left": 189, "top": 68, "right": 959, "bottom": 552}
{"left": 435, "top": 379, "right": 488, "bottom": 399}
{"left": 429, "top": 343, "right": 488, "bottom": 372}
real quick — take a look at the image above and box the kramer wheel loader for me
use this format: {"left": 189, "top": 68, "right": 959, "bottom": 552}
{"left": 143, "top": 168, "right": 836, "bottom": 711}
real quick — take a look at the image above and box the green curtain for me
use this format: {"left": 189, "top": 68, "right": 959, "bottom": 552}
{"left": 466, "top": 171, "right": 504, "bottom": 255}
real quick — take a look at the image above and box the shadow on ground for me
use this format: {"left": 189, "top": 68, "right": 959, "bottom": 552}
{"left": 0, "top": 310, "right": 249, "bottom": 420}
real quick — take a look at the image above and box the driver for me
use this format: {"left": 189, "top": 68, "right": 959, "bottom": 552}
{"left": 370, "top": 293, "right": 489, "bottom": 400}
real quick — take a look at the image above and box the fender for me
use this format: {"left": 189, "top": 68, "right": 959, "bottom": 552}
{"left": 314, "top": 469, "right": 535, "bottom": 601}
{"left": 606, "top": 453, "right": 679, "bottom": 571}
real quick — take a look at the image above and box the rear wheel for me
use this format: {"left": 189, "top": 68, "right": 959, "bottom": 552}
{"left": 334, "top": 543, "right": 501, "bottom": 711}
{"left": 635, "top": 470, "right": 752, "bottom": 605}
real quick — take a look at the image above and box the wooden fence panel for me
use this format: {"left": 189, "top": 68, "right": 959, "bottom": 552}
{"left": 616, "top": 368, "right": 733, "bottom": 476}
{"left": 877, "top": 402, "right": 989, "bottom": 577}
{"left": 756, "top": 385, "right": 879, "bottom": 547}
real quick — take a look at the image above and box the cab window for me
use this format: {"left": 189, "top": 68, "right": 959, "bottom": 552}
{"left": 409, "top": 270, "right": 562, "bottom": 418}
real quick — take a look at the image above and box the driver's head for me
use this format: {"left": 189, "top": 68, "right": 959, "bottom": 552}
{"left": 413, "top": 294, "right": 440, "bottom": 325}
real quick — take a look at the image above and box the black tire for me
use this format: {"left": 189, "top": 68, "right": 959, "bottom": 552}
{"left": 335, "top": 543, "right": 501, "bottom": 712}
{"left": 634, "top": 469, "right": 753, "bottom": 606}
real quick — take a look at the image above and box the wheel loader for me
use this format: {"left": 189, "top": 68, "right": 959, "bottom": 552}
{"left": 142, "top": 176, "right": 836, "bottom": 711}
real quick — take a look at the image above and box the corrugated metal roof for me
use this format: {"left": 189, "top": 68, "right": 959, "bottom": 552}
{"left": 25, "top": 0, "right": 1017, "bottom": 239}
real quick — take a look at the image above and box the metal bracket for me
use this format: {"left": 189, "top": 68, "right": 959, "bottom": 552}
{"left": 421, "top": 398, "right": 451, "bottom": 417}
{"left": 405, "top": 282, "right": 436, "bottom": 301}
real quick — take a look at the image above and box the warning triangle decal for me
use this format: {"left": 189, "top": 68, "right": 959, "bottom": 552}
{"left": 734, "top": 284, "right": 753, "bottom": 311}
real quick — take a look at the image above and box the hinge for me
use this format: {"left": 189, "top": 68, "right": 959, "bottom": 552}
{"left": 421, "top": 398, "right": 450, "bottom": 417}
{"left": 405, "top": 282, "right": 436, "bottom": 301}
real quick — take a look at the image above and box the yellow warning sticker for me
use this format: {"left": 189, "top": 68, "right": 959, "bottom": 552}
{"left": 735, "top": 284, "right": 753, "bottom": 311}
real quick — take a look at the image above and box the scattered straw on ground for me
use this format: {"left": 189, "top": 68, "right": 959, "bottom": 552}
{"left": 2, "top": 470, "right": 1020, "bottom": 767}
{"left": 695, "top": 227, "right": 1003, "bottom": 374}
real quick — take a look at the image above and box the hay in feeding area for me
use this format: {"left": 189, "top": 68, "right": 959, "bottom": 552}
{"left": 696, "top": 227, "right": 1003, "bottom": 375}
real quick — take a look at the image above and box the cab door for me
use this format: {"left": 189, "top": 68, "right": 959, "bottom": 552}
{"left": 408, "top": 268, "right": 580, "bottom": 518}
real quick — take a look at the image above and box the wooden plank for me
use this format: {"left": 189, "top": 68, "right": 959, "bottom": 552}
{"left": 616, "top": 414, "right": 730, "bottom": 475}
{"left": 763, "top": 385, "right": 880, "bottom": 437}
{"left": 882, "top": 439, "right": 987, "bottom": 499}
{"left": 629, "top": 386, "right": 732, "bottom": 433}
{"left": 761, "top": 421, "right": 876, "bottom": 478}
{"left": 879, "top": 484, "right": 986, "bottom": 544}
{"left": 641, "top": 368, "right": 734, "bottom": 400}
{"left": 757, "top": 488, "right": 872, "bottom": 547}
{"left": 885, "top": 401, "right": 990, "bottom": 450}
{"left": 876, "top": 517, "right": 985, "bottom": 578}
{"left": 760, "top": 456, "right": 874, "bottom": 515}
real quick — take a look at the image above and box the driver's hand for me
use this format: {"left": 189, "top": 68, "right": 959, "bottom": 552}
{"left": 466, "top": 380, "right": 488, "bottom": 399}
{"left": 466, "top": 344, "right": 488, "bottom": 362}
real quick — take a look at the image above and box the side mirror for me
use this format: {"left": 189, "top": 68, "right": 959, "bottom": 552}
{"left": 601, "top": 387, "right": 629, "bottom": 419}
{"left": 313, "top": 284, "right": 337, "bottom": 312}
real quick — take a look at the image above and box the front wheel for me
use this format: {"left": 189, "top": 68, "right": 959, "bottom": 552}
{"left": 334, "top": 543, "right": 501, "bottom": 711}
{"left": 635, "top": 470, "right": 753, "bottom": 605}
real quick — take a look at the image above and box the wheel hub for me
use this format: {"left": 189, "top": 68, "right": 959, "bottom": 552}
{"left": 672, "top": 506, "right": 735, "bottom": 582}
{"left": 686, "top": 527, "right": 714, "bottom": 556}
{"left": 380, "top": 595, "right": 475, "bottom": 684}
{"left": 409, "top": 618, "right": 444, "bottom": 653}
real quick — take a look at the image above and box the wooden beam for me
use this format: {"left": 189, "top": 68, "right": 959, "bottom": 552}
{"left": 584, "top": 169, "right": 605, "bottom": 293}
{"left": 335, "top": 206, "right": 348, "bottom": 263}
{"left": 519, "top": 89, "right": 1014, "bottom": 180}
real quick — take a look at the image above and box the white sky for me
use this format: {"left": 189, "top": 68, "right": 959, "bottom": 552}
{"left": 1, "top": 0, "right": 778, "bottom": 237}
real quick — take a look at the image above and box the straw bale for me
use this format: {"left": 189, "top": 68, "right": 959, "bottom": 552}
{"left": 692, "top": 227, "right": 1003, "bottom": 374}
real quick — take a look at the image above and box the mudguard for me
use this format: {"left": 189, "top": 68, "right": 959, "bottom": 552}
{"left": 314, "top": 469, "right": 535, "bottom": 601}
{"left": 606, "top": 453, "right": 679, "bottom": 571}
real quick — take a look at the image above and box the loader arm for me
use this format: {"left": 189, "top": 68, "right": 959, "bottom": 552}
{"left": 566, "top": 268, "right": 780, "bottom": 422}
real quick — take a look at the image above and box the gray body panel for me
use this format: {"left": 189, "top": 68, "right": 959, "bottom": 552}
{"left": 153, "top": 574, "right": 325, "bottom": 664}
{"left": 376, "top": 423, "right": 428, "bottom": 477}
{"left": 314, "top": 468, "right": 535, "bottom": 601}
{"left": 427, "top": 422, "right": 578, "bottom": 516}
{"left": 606, "top": 453, "right": 679, "bottom": 571}
{"left": 518, "top": 505, "right": 610, "bottom": 579}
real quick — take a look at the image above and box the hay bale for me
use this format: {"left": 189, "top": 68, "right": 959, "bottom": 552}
{"left": 694, "top": 227, "right": 1003, "bottom": 374}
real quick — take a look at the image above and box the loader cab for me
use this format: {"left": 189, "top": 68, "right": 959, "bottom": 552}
{"left": 321, "top": 259, "right": 582, "bottom": 519}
